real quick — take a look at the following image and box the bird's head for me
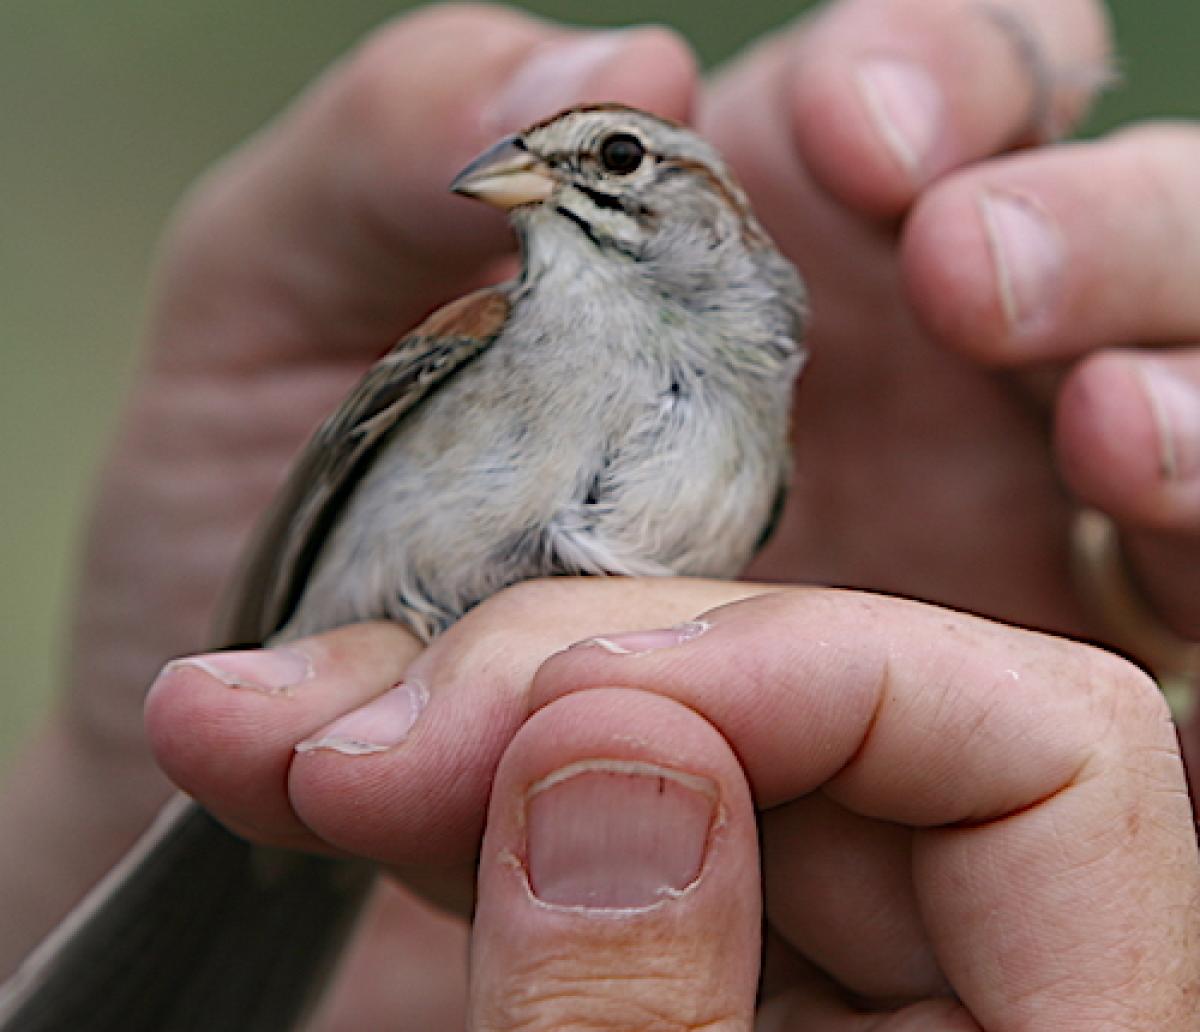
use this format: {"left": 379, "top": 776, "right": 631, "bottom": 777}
{"left": 451, "top": 105, "right": 769, "bottom": 263}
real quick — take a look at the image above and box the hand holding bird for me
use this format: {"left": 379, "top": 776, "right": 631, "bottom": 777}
{"left": 3, "top": 3, "right": 1198, "bottom": 1029}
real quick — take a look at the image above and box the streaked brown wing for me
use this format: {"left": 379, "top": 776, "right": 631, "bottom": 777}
{"left": 213, "top": 287, "right": 511, "bottom": 646}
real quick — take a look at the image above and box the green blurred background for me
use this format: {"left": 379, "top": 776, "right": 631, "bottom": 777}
{"left": 2, "top": 0, "right": 1197, "bottom": 762}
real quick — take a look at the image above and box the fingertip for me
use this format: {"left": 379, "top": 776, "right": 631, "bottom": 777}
{"left": 143, "top": 659, "right": 218, "bottom": 787}
{"left": 1057, "top": 351, "right": 1200, "bottom": 531}
{"left": 587, "top": 24, "right": 698, "bottom": 125}
{"left": 900, "top": 179, "right": 1010, "bottom": 361}
{"left": 781, "top": 0, "right": 1113, "bottom": 223}
{"left": 469, "top": 688, "right": 760, "bottom": 1027}
{"left": 145, "top": 623, "right": 421, "bottom": 849}
{"left": 144, "top": 650, "right": 308, "bottom": 771}
{"left": 791, "top": 53, "right": 939, "bottom": 218}
{"left": 480, "top": 23, "right": 697, "bottom": 136}
{"left": 905, "top": 131, "right": 1200, "bottom": 369}
{"left": 285, "top": 678, "right": 500, "bottom": 870}
{"left": 320, "top": 7, "right": 546, "bottom": 258}
{"left": 288, "top": 746, "right": 472, "bottom": 873}
{"left": 143, "top": 653, "right": 302, "bottom": 835}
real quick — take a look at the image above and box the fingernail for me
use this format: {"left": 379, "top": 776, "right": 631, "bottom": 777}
{"left": 166, "top": 648, "right": 313, "bottom": 695}
{"left": 525, "top": 760, "right": 716, "bottom": 909}
{"left": 486, "top": 32, "right": 629, "bottom": 132}
{"left": 854, "top": 57, "right": 943, "bottom": 178}
{"left": 295, "top": 681, "right": 429, "bottom": 756}
{"left": 1137, "top": 363, "right": 1200, "bottom": 483}
{"left": 979, "top": 190, "right": 1064, "bottom": 337}
{"left": 573, "top": 620, "right": 710, "bottom": 656}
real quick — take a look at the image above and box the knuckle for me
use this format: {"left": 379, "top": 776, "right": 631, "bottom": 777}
{"left": 427, "top": 578, "right": 590, "bottom": 685}
{"left": 1073, "top": 643, "right": 1173, "bottom": 738}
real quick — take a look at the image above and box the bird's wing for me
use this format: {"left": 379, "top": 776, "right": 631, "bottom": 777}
{"left": 0, "top": 800, "right": 374, "bottom": 1032}
{"left": 215, "top": 285, "right": 512, "bottom": 646}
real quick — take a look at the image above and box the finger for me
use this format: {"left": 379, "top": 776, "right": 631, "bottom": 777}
{"left": 762, "top": 794, "right": 944, "bottom": 1004}
{"left": 1057, "top": 348, "right": 1200, "bottom": 532}
{"left": 285, "top": 579, "right": 762, "bottom": 881}
{"left": 1056, "top": 346, "right": 1200, "bottom": 641}
{"left": 903, "top": 124, "right": 1200, "bottom": 363}
{"left": 533, "top": 589, "right": 1200, "bottom": 1026}
{"left": 468, "top": 688, "right": 760, "bottom": 1030}
{"left": 152, "top": 6, "right": 697, "bottom": 375}
{"left": 145, "top": 580, "right": 759, "bottom": 912}
{"left": 143, "top": 620, "right": 421, "bottom": 851}
{"left": 763, "top": 0, "right": 1112, "bottom": 217}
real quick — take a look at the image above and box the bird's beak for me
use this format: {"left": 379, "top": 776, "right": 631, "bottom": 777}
{"left": 450, "top": 136, "right": 556, "bottom": 210}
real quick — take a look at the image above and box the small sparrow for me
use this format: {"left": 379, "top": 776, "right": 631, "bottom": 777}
{"left": 0, "top": 105, "right": 806, "bottom": 1030}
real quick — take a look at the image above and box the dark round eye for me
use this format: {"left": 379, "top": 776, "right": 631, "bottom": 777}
{"left": 598, "top": 133, "right": 646, "bottom": 175}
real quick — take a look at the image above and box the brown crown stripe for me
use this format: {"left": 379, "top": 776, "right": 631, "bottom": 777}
{"left": 520, "top": 102, "right": 688, "bottom": 134}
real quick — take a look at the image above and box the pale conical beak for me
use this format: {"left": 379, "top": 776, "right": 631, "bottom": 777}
{"left": 450, "top": 136, "right": 556, "bottom": 210}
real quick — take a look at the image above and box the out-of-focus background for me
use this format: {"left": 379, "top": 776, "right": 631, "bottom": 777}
{"left": 1, "top": 0, "right": 1197, "bottom": 762}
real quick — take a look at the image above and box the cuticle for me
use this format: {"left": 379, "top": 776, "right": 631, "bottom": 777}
{"left": 524, "top": 757, "right": 719, "bottom": 801}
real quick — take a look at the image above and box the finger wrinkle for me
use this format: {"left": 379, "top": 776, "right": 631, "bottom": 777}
{"left": 487, "top": 966, "right": 737, "bottom": 1031}
{"left": 826, "top": 648, "right": 893, "bottom": 783}
{"left": 966, "top": 727, "right": 1078, "bottom": 823}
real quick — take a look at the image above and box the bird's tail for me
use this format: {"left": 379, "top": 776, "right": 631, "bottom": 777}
{"left": 0, "top": 794, "right": 373, "bottom": 1032}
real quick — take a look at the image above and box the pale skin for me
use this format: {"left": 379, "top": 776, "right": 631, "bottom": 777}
{"left": 1, "top": 0, "right": 1198, "bottom": 1028}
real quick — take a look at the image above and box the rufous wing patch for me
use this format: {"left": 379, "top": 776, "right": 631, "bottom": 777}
{"left": 418, "top": 287, "right": 510, "bottom": 341}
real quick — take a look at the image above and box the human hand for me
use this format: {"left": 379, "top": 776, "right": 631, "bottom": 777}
{"left": 13, "top": 0, "right": 1199, "bottom": 1024}
{"left": 0, "top": 4, "right": 699, "bottom": 975}
{"left": 701, "top": 0, "right": 1200, "bottom": 701}
{"left": 147, "top": 579, "right": 1200, "bottom": 1028}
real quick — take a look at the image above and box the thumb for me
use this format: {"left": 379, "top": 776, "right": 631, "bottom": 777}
{"left": 468, "top": 688, "right": 760, "bottom": 1030}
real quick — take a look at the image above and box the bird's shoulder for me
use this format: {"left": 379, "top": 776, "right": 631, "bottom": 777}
{"left": 319, "top": 287, "right": 511, "bottom": 448}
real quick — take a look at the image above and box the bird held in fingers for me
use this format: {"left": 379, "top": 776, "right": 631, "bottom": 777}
{"left": 0, "top": 104, "right": 807, "bottom": 1032}
{"left": 241, "top": 102, "right": 808, "bottom": 646}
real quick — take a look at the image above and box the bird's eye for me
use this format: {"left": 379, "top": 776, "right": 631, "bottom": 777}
{"left": 598, "top": 133, "right": 646, "bottom": 175}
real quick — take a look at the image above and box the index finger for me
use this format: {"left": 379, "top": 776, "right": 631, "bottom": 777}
{"left": 532, "top": 588, "right": 1200, "bottom": 1027}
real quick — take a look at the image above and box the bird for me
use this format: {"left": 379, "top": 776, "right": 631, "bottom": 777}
{"left": 0, "top": 103, "right": 806, "bottom": 1031}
